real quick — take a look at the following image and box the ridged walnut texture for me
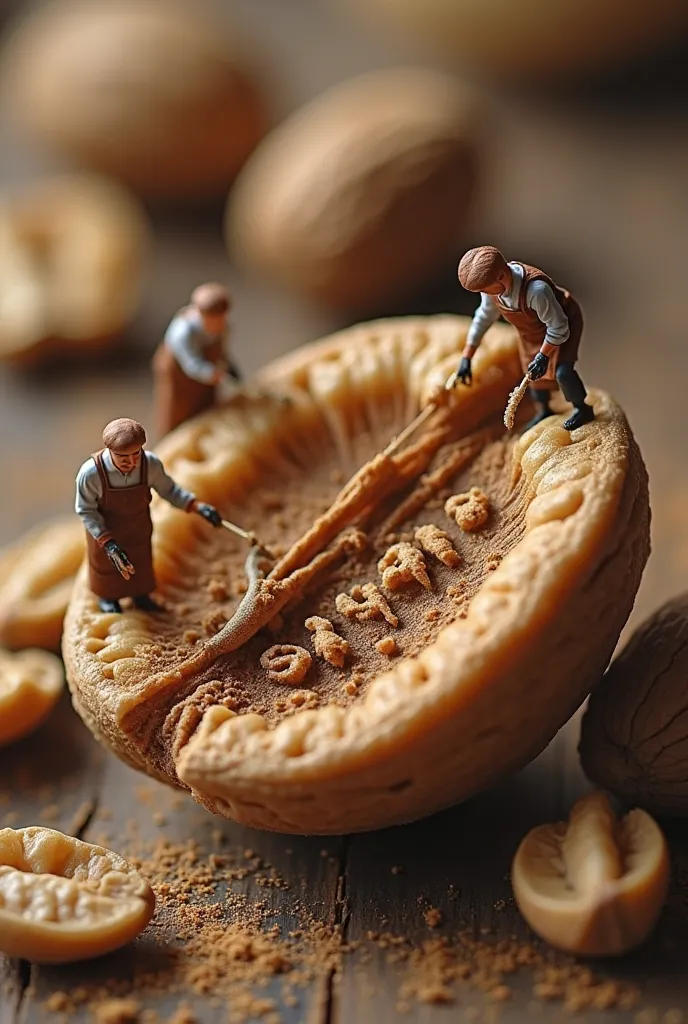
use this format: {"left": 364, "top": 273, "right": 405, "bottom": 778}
{"left": 63, "top": 315, "right": 650, "bottom": 834}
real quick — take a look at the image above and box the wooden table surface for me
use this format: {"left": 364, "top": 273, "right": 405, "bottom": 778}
{"left": 2, "top": 1, "right": 688, "bottom": 1021}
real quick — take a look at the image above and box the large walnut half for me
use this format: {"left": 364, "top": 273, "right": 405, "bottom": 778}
{"left": 63, "top": 316, "right": 650, "bottom": 834}
{"left": 579, "top": 594, "right": 688, "bottom": 817}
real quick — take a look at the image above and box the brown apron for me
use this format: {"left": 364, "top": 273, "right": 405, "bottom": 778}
{"left": 494, "top": 263, "right": 583, "bottom": 392}
{"left": 152, "top": 307, "right": 225, "bottom": 438}
{"left": 86, "top": 451, "right": 156, "bottom": 601}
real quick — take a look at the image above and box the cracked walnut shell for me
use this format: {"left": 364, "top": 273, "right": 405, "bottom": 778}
{"left": 579, "top": 593, "right": 688, "bottom": 817}
{"left": 0, "top": 827, "right": 155, "bottom": 962}
{"left": 512, "top": 791, "right": 669, "bottom": 956}
{"left": 63, "top": 314, "right": 649, "bottom": 834}
{"left": 0, "top": 649, "right": 64, "bottom": 746}
{"left": 0, "top": 517, "right": 84, "bottom": 651}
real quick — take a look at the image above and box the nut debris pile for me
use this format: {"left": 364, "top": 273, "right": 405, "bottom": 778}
{"left": 7, "top": 826, "right": 653, "bottom": 1023}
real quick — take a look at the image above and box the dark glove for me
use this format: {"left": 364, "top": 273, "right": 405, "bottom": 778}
{"left": 527, "top": 351, "right": 549, "bottom": 381}
{"left": 227, "top": 358, "right": 243, "bottom": 383}
{"left": 194, "top": 502, "right": 222, "bottom": 528}
{"left": 456, "top": 356, "right": 472, "bottom": 386}
{"left": 103, "top": 540, "right": 135, "bottom": 579}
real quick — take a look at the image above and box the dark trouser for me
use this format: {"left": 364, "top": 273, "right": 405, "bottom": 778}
{"left": 530, "top": 362, "right": 588, "bottom": 411}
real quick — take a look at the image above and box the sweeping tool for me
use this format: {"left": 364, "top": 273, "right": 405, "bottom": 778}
{"left": 503, "top": 374, "right": 532, "bottom": 430}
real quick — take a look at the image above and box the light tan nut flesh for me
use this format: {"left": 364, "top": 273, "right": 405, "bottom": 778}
{"left": 579, "top": 593, "right": 688, "bottom": 817}
{"left": 444, "top": 487, "right": 490, "bottom": 531}
{"left": 511, "top": 791, "right": 670, "bottom": 957}
{"left": 335, "top": 582, "right": 398, "bottom": 628}
{"left": 375, "top": 637, "right": 398, "bottom": 657}
{"left": 0, "top": 649, "right": 64, "bottom": 746}
{"left": 378, "top": 542, "right": 432, "bottom": 591}
{"left": 0, "top": 517, "right": 84, "bottom": 650}
{"left": 305, "top": 616, "right": 350, "bottom": 668}
{"left": 0, "top": 827, "right": 155, "bottom": 962}
{"left": 0, "top": 174, "right": 148, "bottom": 364}
{"left": 260, "top": 644, "right": 312, "bottom": 686}
{"left": 414, "top": 524, "right": 461, "bottom": 568}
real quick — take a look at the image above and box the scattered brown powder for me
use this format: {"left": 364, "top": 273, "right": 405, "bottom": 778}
{"left": 206, "top": 579, "right": 229, "bottom": 601}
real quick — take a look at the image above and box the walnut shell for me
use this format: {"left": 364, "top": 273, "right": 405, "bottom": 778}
{"left": 338, "top": 0, "right": 688, "bottom": 82}
{"left": 63, "top": 315, "right": 649, "bottom": 834}
{"left": 580, "top": 594, "right": 688, "bottom": 817}
{"left": 225, "top": 68, "right": 479, "bottom": 313}
{"left": 0, "top": 174, "right": 148, "bottom": 365}
{"left": 0, "top": 0, "right": 269, "bottom": 199}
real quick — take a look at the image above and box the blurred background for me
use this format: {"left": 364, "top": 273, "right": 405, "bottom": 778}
{"left": 0, "top": 0, "right": 687, "bottom": 635}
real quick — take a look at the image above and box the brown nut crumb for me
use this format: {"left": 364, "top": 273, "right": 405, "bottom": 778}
{"left": 336, "top": 583, "right": 398, "bottom": 628}
{"left": 423, "top": 907, "right": 443, "bottom": 928}
{"left": 376, "top": 637, "right": 399, "bottom": 657}
{"left": 414, "top": 525, "right": 461, "bottom": 568}
{"left": 378, "top": 542, "right": 432, "bottom": 591}
{"left": 93, "top": 998, "right": 142, "bottom": 1024}
{"left": 305, "top": 616, "right": 350, "bottom": 668}
{"left": 260, "top": 645, "right": 312, "bottom": 686}
{"left": 444, "top": 487, "right": 490, "bottom": 531}
{"left": 206, "top": 579, "right": 229, "bottom": 601}
{"left": 512, "top": 790, "right": 670, "bottom": 956}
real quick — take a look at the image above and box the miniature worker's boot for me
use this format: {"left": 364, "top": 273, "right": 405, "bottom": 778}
{"left": 524, "top": 389, "right": 553, "bottom": 432}
{"left": 99, "top": 598, "right": 122, "bottom": 614}
{"left": 557, "top": 362, "right": 595, "bottom": 432}
{"left": 133, "top": 594, "right": 164, "bottom": 612}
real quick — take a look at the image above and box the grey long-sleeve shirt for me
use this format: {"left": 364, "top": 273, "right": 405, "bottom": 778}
{"left": 75, "top": 449, "right": 195, "bottom": 542}
{"left": 163, "top": 310, "right": 241, "bottom": 385}
{"left": 466, "top": 262, "right": 570, "bottom": 351}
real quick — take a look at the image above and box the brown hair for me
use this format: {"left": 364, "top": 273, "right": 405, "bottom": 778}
{"left": 191, "top": 282, "right": 230, "bottom": 315}
{"left": 102, "top": 418, "right": 146, "bottom": 451}
{"left": 458, "top": 246, "right": 507, "bottom": 292}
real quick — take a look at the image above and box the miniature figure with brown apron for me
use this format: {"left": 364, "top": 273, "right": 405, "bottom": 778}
{"left": 152, "top": 306, "right": 225, "bottom": 438}
{"left": 86, "top": 451, "right": 156, "bottom": 602}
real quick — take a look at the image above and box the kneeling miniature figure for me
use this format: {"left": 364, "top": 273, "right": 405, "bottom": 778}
{"left": 75, "top": 417, "right": 222, "bottom": 614}
{"left": 446, "top": 246, "right": 595, "bottom": 433}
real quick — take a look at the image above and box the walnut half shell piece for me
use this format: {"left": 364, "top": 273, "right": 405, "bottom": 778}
{"left": 63, "top": 315, "right": 650, "bottom": 834}
{"left": 0, "top": 649, "right": 64, "bottom": 746}
{"left": 0, "top": 827, "right": 155, "bottom": 963}
{"left": 0, "top": 517, "right": 84, "bottom": 651}
{"left": 511, "top": 791, "right": 670, "bottom": 957}
{"left": 579, "top": 594, "right": 688, "bottom": 817}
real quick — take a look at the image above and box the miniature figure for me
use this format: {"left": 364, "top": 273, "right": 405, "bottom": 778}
{"left": 447, "top": 246, "right": 594, "bottom": 432}
{"left": 152, "top": 282, "right": 242, "bottom": 438}
{"left": 75, "top": 417, "right": 222, "bottom": 614}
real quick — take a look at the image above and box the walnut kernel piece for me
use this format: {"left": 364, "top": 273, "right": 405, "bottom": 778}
{"left": 376, "top": 637, "right": 398, "bottom": 657}
{"left": 378, "top": 542, "right": 432, "bottom": 592}
{"left": 260, "top": 645, "right": 312, "bottom": 686}
{"left": 336, "top": 583, "right": 398, "bottom": 628}
{"left": 511, "top": 791, "right": 669, "bottom": 957}
{"left": 445, "top": 487, "right": 490, "bottom": 532}
{"left": 0, "top": 518, "right": 84, "bottom": 651}
{"left": 579, "top": 593, "right": 688, "bottom": 816}
{"left": 0, "top": 649, "right": 63, "bottom": 746}
{"left": 0, "top": 174, "right": 148, "bottom": 365}
{"left": 0, "top": 826, "right": 155, "bottom": 962}
{"left": 414, "top": 525, "right": 461, "bottom": 568}
{"left": 305, "top": 616, "right": 350, "bottom": 668}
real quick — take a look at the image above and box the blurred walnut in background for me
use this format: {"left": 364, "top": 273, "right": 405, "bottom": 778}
{"left": 0, "top": 173, "right": 148, "bottom": 365}
{"left": 336, "top": 0, "right": 688, "bottom": 82}
{"left": 0, "top": 0, "right": 270, "bottom": 199}
{"left": 226, "top": 68, "right": 481, "bottom": 315}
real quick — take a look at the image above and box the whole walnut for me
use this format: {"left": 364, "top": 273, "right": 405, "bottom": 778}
{"left": 338, "top": 0, "right": 688, "bottom": 83}
{"left": 225, "top": 68, "right": 480, "bottom": 314}
{"left": 579, "top": 594, "right": 688, "bottom": 817}
{"left": 0, "top": 0, "right": 270, "bottom": 199}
